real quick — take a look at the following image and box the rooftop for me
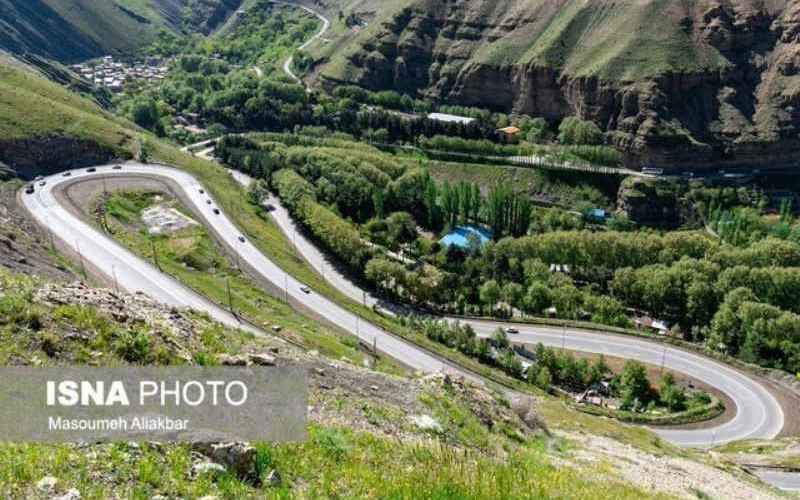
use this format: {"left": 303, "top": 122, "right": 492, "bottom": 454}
{"left": 428, "top": 113, "right": 476, "bottom": 125}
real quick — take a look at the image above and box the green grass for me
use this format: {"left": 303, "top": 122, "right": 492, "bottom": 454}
{"left": 0, "top": 55, "right": 136, "bottom": 147}
{"left": 426, "top": 159, "right": 616, "bottom": 209}
{"left": 0, "top": 267, "right": 285, "bottom": 367}
{"left": 0, "top": 425, "right": 676, "bottom": 499}
{"left": 101, "top": 190, "right": 403, "bottom": 375}
{"left": 715, "top": 438, "right": 800, "bottom": 469}
{"left": 538, "top": 398, "right": 679, "bottom": 458}
{"left": 323, "top": 0, "right": 730, "bottom": 84}
{"left": 0, "top": 0, "right": 180, "bottom": 62}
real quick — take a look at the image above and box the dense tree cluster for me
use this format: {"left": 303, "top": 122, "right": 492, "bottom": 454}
{"left": 272, "top": 168, "right": 374, "bottom": 269}
{"left": 413, "top": 319, "right": 708, "bottom": 414}
{"left": 222, "top": 129, "right": 800, "bottom": 377}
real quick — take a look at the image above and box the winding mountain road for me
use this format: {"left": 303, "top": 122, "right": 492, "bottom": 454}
{"left": 22, "top": 164, "right": 481, "bottom": 384}
{"left": 227, "top": 170, "right": 785, "bottom": 449}
{"left": 275, "top": 1, "right": 330, "bottom": 84}
{"left": 21, "top": 163, "right": 786, "bottom": 451}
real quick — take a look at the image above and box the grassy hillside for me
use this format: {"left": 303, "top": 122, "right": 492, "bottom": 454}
{"left": 321, "top": 0, "right": 784, "bottom": 83}
{"left": 0, "top": 0, "right": 245, "bottom": 62}
{"left": 0, "top": 53, "right": 788, "bottom": 499}
{"left": 0, "top": 55, "right": 135, "bottom": 147}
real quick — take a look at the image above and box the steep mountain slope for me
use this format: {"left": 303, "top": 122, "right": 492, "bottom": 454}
{"left": 0, "top": 54, "right": 791, "bottom": 498}
{"left": 319, "top": 0, "right": 800, "bottom": 171}
{"left": 0, "top": 0, "right": 243, "bottom": 62}
{"left": 0, "top": 54, "right": 139, "bottom": 175}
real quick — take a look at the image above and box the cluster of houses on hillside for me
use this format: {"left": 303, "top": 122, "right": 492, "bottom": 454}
{"left": 70, "top": 55, "right": 170, "bottom": 93}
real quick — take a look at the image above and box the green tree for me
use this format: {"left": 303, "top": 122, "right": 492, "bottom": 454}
{"left": 502, "top": 282, "right": 525, "bottom": 315}
{"left": 490, "top": 328, "right": 510, "bottom": 349}
{"left": 619, "top": 361, "right": 650, "bottom": 410}
{"left": 130, "top": 97, "right": 164, "bottom": 135}
{"left": 386, "top": 212, "right": 417, "bottom": 249}
{"left": 480, "top": 280, "right": 501, "bottom": 315}
{"left": 533, "top": 366, "right": 553, "bottom": 390}
{"left": 658, "top": 373, "right": 687, "bottom": 412}
{"left": 524, "top": 282, "right": 552, "bottom": 315}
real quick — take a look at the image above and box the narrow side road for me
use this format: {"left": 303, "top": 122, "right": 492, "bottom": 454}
{"left": 273, "top": 1, "right": 330, "bottom": 84}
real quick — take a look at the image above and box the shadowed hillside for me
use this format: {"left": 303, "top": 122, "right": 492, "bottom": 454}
{"left": 0, "top": 0, "right": 243, "bottom": 62}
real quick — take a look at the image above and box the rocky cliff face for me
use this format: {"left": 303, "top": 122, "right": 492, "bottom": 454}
{"left": 0, "top": 137, "right": 123, "bottom": 179}
{"left": 322, "top": 0, "right": 800, "bottom": 171}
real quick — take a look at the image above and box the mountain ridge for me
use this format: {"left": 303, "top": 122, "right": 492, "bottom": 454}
{"left": 318, "top": 0, "right": 800, "bottom": 170}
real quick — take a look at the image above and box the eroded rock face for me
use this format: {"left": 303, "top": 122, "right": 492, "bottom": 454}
{"left": 0, "top": 137, "right": 122, "bottom": 179}
{"left": 326, "top": 0, "right": 800, "bottom": 171}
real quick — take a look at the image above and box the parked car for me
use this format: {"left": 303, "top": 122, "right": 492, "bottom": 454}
{"left": 112, "top": 165, "right": 122, "bottom": 170}
{"left": 505, "top": 327, "right": 519, "bottom": 334}
{"left": 62, "top": 172, "right": 72, "bottom": 177}
{"left": 199, "top": 189, "right": 205, "bottom": 194}
{"left": 86, "top": 167, "right": 96, "bottom": 173}
{"left": 25, "top": 185, "right": 35, "bottom": 194}
{"left": 300, "top": 286, "right": 311, "bottom": 294}
{"left": 238, "top": 236, "right": 246, "bottom": 243}
{"left": 213, "top": 208, "right": 220, "bottom": 215}
{"left": 38, "top": 181, "right": 46, "bottom": 187}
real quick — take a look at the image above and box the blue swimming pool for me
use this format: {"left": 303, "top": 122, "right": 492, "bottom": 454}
{"left": 439, "top": 225, "right": 493, "bottom": 248}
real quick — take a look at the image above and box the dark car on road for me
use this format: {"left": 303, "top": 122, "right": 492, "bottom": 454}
{"left": 213, "top": 208, "right": 220, "bottom": 215}
{"left": 238, "top": 236, "right": 246, "bottom": 243}
{"left": 112, "top": 165, "right": 122, "bottom": 170}
{"left": 86, "top": 167, "right": 96, "bottom": 173}
{"left": 62, "top": 172, "right": 72, "bottom": 177}
{"left": 25, "top": 185, "right": 35, "bottom": 194}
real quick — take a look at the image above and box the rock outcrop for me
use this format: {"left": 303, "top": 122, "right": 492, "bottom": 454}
{"left": 0, "top": 137, "right": 123, "bottom": 179}
{"left": 322, "top": 0, "right": 800, "bottom": 171}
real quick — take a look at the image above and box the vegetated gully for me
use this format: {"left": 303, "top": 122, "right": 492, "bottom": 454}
{"left": 20, "top": 163, "right": 786, "bottom": 451}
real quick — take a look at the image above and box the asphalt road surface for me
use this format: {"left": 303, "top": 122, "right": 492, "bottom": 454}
{"left": 752, "top": 470, "right": 800, "bottom": 492}
{"left": 276, "top": 1, "right": 330, "bottom": 84}
{"left": 22, "top": 164, "right": 479, "bottom": 384}
{"left": 228, "top": 170, "right": 785, "bottom": 449}
{"left": 22, "top": 163, "right": 784, "bottom": 451}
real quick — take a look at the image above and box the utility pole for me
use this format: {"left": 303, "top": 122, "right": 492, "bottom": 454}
{"left": 75, "top": 240, "right": 87, "bottom": 280}
{"left": 226, "top": 277, "right": 234, "bottom": 314}
{"left": 111, "top": 264, "right": 120, "bottom": 294}
{"left": 151, "top": 240, "right": 161, "bottom": 271}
